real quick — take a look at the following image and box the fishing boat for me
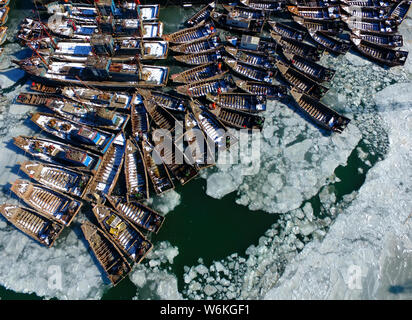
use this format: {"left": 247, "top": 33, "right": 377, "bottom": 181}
{"left": 388, "top": 0, "right": 411, "bottom": 24}
{"left": 209, "top": 105, "right": 265, "bottom": 130}
{"left": 190, "top": 100, "right": 237, "bottom": 151}
{"left": 341, "top": 16, "right": 398, "bottom": 33}
{"left": 224, "top": 46, "right": 276, "bottom": 69}
{"left": 239, "top": 0, "right": 286, "bottom": 12}
{"left": 270, "top": 32, "right": 323, "bottom": 61}
{"left": 175, "top": 74, "right": 237, "bottom": 98}
{"left": 16, "top": 93, "right": 130, "bottom": 131}
{"left": 163, "top": 20, "right": 217, "bottom": 44}
{"left": 177, "top": 111, "right": 216, "bottom": 170}
{"left": 61, "top": 87, "right": 134, "bottom": 110}
{"left": 184, "top": 2, "right": 216, "bottom": 27}
{"left": 350, "top": 37, "right": 408, "bottom": 66}
{"left": 226, "top": 34, "right": 277, "bottom": 54}
{"left": 0, "top": 0, "right": 9, "bottom": 8}
{"left": 267, "top": 21, "right": 307, "bottom": 41}
{"left": 131, "top": 103, "right": 150, "bottom": 139}
{"left": 84, "top": 133, "right": 126, "bottom": 203}
{"left": 308, "top": 30, "right": 351, "bottom": 55}
{"left": 14, "top": 56, "right": 170, "bottom": 90}
{"left": 30, "top": 82, "right": 61, "bottom": 94}
{"left": 223, "top": 4, "right": 269, "bottom": 20}
{"left": 169, "top": 35, "right": 221, "bottom": 54}
{"left": 171, "top": 62, "right": 228, "bottom": 84}
{"left": 282, "top": 52, "right": 336, "bottom": 82}
{"left": 0, "top": 204, "right": 65, "bottom": 248}
{"left": 137, "top": 89, "right": 187, "bottom": 112}
{"left": 143, "top": 99, "right": 182, "bottom": 133}
{"left": 292, "top": 16, "right": 344, "bottom": 34}
{"left": 288, "top": 0, "right": 340, "bottom": 6}
{"left": 0, "top": 5, "right": 9, "bottom": 26}
{"left": 81, "top": 221, "right": 132, "bottom": 286}
{"left": 19, "top": 160, "right": 92, "bottom": 199}
{"left": 92, "top": 205, "right": 153, "bottom": 264}
{"left": 235, "top": 80, "right": 288, "bottom": 99}
{"left": 31, "top": 112, "right": 115, "bottom": 154}
{"left": 290, "top": 88, "right": 351, "bottom": 133}
{"left": 350, "top": 29, "right": 403, "bottom": 48}
{"left": 287, "top": 5, "right": 341, "bottom": 20}
{"left": 340, "top": 0, "right": 393, "bottom": 7}
{"left": 153, "top": 137, "right": 199, "bottom": 186}
{"left": 106, "top": 195, "right": 165, "bottom": 233}
{"left": 0, "top": 26, "right": 6, "bottom": 45}
{"left": 124, "top": 139, "right": 149, "bottom": 202}
{"left": 223, "top": 57, "right": 277, "bottom": 84}
{"left": 340, "top": 5, "right": 390, "bottom": 20}
{"left": 276, "top": 61, "right": 329, "bottom": 99}
{"left": 174, "top": 47, "right": 224, "bottom": 65}
{"left": 114, "top": 38, "right": 169, "bottom": 61}
{"left": 10, "top": 179, "right": 83, "bottom": 227}
{"left": 142, "top": 137, "right": 175, "bottom": 195}
{"left": 206, "top": 93, "right": 267, "bottom": 113}
{"left": 13, "top": 135, "right": 102, "bottom": 172}
{"left": 210, "top": 10, "right": 265, "bottom": 34}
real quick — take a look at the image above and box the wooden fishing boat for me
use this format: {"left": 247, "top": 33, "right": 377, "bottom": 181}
{"left": 169, "top": 35, "right": 221, "bottom": 54}
{"left": 131, "top": 103, "right": 150, "bottom": 139}
{"left": 239, "top": 0, "right": 286, "bottom": 12}
{"left": 270, "top": 32, "right": 323, "bottom": 61}
{"left": 340, "top": 0, "right": 393, "bottom": 7}
{"left": 282, "top": 52, "right": 336, "bottom": 82}
{"left": 143, "top": 100, "right": 183, "bottom": 133}
{"left": 308, "top": 30, "right": 351, "bottom": 55}
{"left": 13, "top": 135, "right": 102, "bottom": 172}
{"left": 206, "top": 93, "right": 267, "bottom": 113}
{"left": 290, "top": 88, "right": 351, "bottom": 133}
{"left": 288, "top": 0, "right": 340, "bottom": 6}
{"left": 0, "top": 204, "right": 65, "bottom": 248}
{"left": 10, "top": 179, "right": 83, "bottom": 227}
{"left": 210, "top": 10, "right": 265, "bottom": 34}
{"left": 170, "top": 62, "right": 229, "bottom": 84}
{"left": 341, "top": 16, "right": 398, "bottom": 33}
{"left": 0, "top": 5, "right": 9, "bottom": 26}
{"left": 287, "top": 5, "right": 341, "bottom": 20}
{"left": 174, "top": 47, "right": 224, "bottom": 66}
{"left": 0, "top": 26, "right": 6, "bottom": 45}
{"left": 235, "top": 80, "right": 288, "bottom": 99}
{"left": 153, "top": 136, "right": 199, "bottom": 186}
{"left": 84, "top": 133, "right": 126, "bottom": 203}
{"left": 185, "top": 2, "right": 216, "bottom": 27}
{"left": 61, "top": 87, "right": 134, "bottom": 110}
{"left": 190, "top": 100, "right": 237, "bottom": 151}
{"left": 14, "top": 57, "right": 170, "bottom": 90}
{"left": 223, "top": 4, "right": 270, "bottom": 20}
{"left": 223, "top": 57, "right": 277, "bottom": 84}
{"left": 16, "top": 93, "right": 130, "bottom": 131}
{"left": 19, "top": 160, "right": 92, "bottom": 199}
{"left": 224, "top": 46, "right": 276, "bottom": 69}
{"left": 350, "top": 29, "right": 403, "bottom": 48}
{"left": 267, "top": 21, "right": 307, "bottom": 41}
{"left": 340, "top": 5, "right": 390, "bottom": 20}
{"left": 209, "top": 105, "right": 265, "bottom": 130}
{"left": 292, "top": 16, "right": 344, "bottom": 34}
{"left": 142, "top": 137, "right": 175, "bottom": 195}
{"left": 163, "top": 20, "right": 217, "bottom": 44}
{"left": 389, "top": 0, "right": 411, "bottom": 24}
{"left": 226, "top": 34, "right": 277, "bottom": 54}
{"left": 124, "top": 139, "right": 149, "bottom": 202}
{"left": 276, "top": 61, "right": 328, "bottom": 99}
{"left": 351, "top": 37, "right": 408, "bottom": 66}
{"left": 176, "top": 74, "right": 237, "bottom": 98}
{"left": 31, "top": 113, "right": 115, "bottom": 154}
{"left": 92, "top": 205, "right": 153, "bottom": 264}
{"left": 106, "top": 195, "right": 165, "bottom": 233}
{"left": 112, "top": 38, "right": 169, "bottom": 61}
{"left": 30, "top": 82, "right": 61, "bottom": 94}
{"left": 137, "top": 89, "right": 187, "bottom": 112}
{"left": 81, "top": 221, "right": 132, "bottom": 286}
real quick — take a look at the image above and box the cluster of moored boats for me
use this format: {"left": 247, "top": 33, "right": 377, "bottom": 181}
{"left": 0, "top": 0, "right": 9, "bottom": 56}
{"left": 1, "top": 0, "right": 410, "bottom": 286}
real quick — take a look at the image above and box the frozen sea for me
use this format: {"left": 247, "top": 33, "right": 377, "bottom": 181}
{"left": 0, "top": 2, "right": 411, "bottom": 300}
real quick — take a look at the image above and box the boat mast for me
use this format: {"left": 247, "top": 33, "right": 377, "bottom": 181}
{"left": 26, "top": 42, "right": 50, "bottom": 68}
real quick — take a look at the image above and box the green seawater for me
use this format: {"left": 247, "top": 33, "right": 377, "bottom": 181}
{"left": 0, "top": 0, "right": 383, "bottom": 300}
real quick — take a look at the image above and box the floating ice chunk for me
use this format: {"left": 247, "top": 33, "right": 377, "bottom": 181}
{"left": 206, "top": 172, "right": 238, "bottom": 199}
{"left": 146, "top": 190, "right": 181, "bottom": 215}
